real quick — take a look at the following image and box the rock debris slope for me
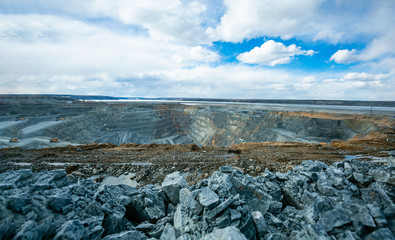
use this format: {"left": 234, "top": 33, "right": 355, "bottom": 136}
{"left": 0, "top": 160, "right": 394, "bottom": 240}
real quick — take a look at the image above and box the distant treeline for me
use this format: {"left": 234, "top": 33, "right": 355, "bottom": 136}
{"left": 129, "top": 97, "right": 395, "bottom": 107}
{"left": 1, "top": 94, "right": 394, "bottom": 107}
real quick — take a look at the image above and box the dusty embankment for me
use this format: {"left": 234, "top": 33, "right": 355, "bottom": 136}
{"left": 1, "top": 130, "right": 394, "bottom": 187}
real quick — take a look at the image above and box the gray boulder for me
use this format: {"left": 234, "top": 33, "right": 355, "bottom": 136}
{"left": 32, "top": 173, "right": 57, "bottom": 190}
{"left": 238, "top": 214, "right": 257, "bottom": 240}
{"left": 6, "top": 194, "right": 31, "bottom": 214}
{"left": 252, "top": 211, "right": 267, "bottom": 238}
{"left": 162, "top": 172, "right": 188, "bottom": 205}
{"left": 364, "top": 228, "right": 395, "bottom": 240}
{"left": 47, "top": 193, "right": 72, "bottom": 212}
{"left": 177, "top": 234, "right": 193, "bottom": 240}
{"left": 102, "top": 212, "right": 133, "bottom": 236}
{"left": 216, "top": 210, "right": 232, "bottom": 228}
{"left": 53, "top": 220, "right": 84, "bottom": 240}
{"left": 199, "top": 227, "right": 247, "bottom": 240}
{"left": 85, "top": 225, "right": 105, "bottom": 240}
{"left": 160, "top": 223, "right": 177, "bottom": 240}
{"left": 320, "top": 208, "right": 352, "bottom": 232}
{"left": 12, "top": 221, "right": 41, "bottom": 240}
{"left": 207, "top": 194, "right": 238, "bottom": 219}
{"left": 230, "top": 209, "right": 242, "bottom": 221}
{"left": 102, "top": 230, "right": 146, "bottom": 240}
{"left": 174, "top": 205, "right": 190, "bottom": 234}
{"left": 198, "top": 187, "right": 219, "bottom": 209}
{"left": 180, "top": 188, "right": 203, "bottom": 215}
{"left": 230, "top": 174, "right": 273, "bottom": 213}
{"left": 263, "top": 233, "right": 285, "bottom": 240}
{"left": 372, "top": 171, "right": 395, "bottom": 186}
{"left": 361, "top": 182, "right": 394, "bottom": 210}
{"left": 126, "top": 186, "right": 166, "bottom": 223}
{"left": 388, "top": 151, "right": 395, "bottom": 167}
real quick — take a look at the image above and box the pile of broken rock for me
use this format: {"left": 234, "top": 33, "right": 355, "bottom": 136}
{"left": 0, "top": 159, "right": 394, "bottom": 240}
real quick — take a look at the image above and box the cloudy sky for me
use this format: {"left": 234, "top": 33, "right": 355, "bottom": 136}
{"left": 0, "top": 0, "right": 394, "bottom": 100}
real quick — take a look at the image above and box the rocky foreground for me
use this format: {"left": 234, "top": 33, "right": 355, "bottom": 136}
{"left": 0, "top": 159, "right": 394, "bottom": 240}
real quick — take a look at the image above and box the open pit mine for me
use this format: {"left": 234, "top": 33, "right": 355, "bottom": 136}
{"left": 0, "top": 95, "right": 394, "bottom": 240}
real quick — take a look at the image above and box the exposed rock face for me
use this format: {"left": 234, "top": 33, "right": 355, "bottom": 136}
{"left": 0, "top": 159, "right": 394, "bottom": 239}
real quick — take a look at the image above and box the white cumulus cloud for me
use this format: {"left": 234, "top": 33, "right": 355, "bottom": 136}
{"left": 343, "top": 72, "right": 390, "bottom": 82}
{"left": 0, "top": 0, "right": 222, "bottom": 45}
{"left": 330, "top": 49, "right": 359, "bottom": 64}
{"left": 237, "top": 40, "right": 315, "bottom": 66}
{"left": 207, "top": 0, "right": 321, "bottom": 42}
{"left": 114, "top": 0, "right": 212, "bottom": 44}
{"left": 172, "top": 46, "right": 220, "bottom": 65}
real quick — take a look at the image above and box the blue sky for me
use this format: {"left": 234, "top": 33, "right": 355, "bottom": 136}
{"left": 0, "top": 0, "right": 394, "bottom": 100}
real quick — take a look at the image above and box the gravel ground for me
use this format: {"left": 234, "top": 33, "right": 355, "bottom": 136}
{"left": 1, "top": 131, "right": 393, "bottom": 187}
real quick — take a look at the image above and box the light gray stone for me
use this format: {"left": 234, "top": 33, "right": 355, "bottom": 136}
{"left": 162, "top": 172, "right": 188, "bottom": 205}
{"left": 102, "top": 230, "right": 145, "bottom": 240}
{"left": 252, "top": 211, "right": 267, "bottom": 238}
{"left": 177, "top": 234, "right": 193, "bottom": 240}
{"left": 102, "top": 212, "right": 133, "bottom": 236}
{"left": 238, "top": 214, "right": 257, "bottom": 240}
{"left": 47, "top": 193, "right": 72, "bottom": 212}
{"left": 53, "top": 220, "right": 84, "bottom": 240}
{"left": 6, "top": 194, "right": 31, "bottom": 214}
{"left": 321, "top": 208, "right": 352, "bottom": 232}
{"left": 269, "top": 201, "right": 282, "bottom": 214}
{"left": 199, "top": 227, "right": 247, "bottom": 240}
{"left": 174, "top": 205, "right": 189, "bottom": 233}
{"left": 180, "top": 188, "right": 203, "bottom": 215}
{"left": 136, "top": 222, "right": 157, "bottom": 231}
{"left": 388, "top": 152, "right": 395, "bottom": 167}
{"left": 263, "top": 233, "right": 285, "bottom": 240}
{"left": 179, "top": 188, "right": 194, "bottom": 205}
{"left": 207, "top": 194, "right": 238, "bottom": 219}
{"left": 364, "top": 228, "right": 395, "bottom": 240}
{"left": 230, "top": 209, "right": 242, "bottom": 221}
{"left": 126, "top": 187, "right": 166, "bottom": 223}
{"left": 198, "top": 187, "right": 219, "bottom": 209}
{"left": 216, "top": 211, "right": 231, "bottom": 228}
{"left": 357, "top": 213, "right": 376, "bottom": 228}
{"left": 13, "top": 221, "right": 41, "bottom": 240}
{"left": 87, "top": 225, "right": 105, "bottom": 240}
{"left": 160, "top": 223, "right": 177, "bottom": 240}
{"left": 316, "top": 180, "right": 336, "bottom": 196}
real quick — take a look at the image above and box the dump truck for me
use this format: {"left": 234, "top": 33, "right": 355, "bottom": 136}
{"left": 50, "top": 138, "right": 59, "bottom": 143}
{"left": 9, "top": 138, "right": 18, "bottom": 143}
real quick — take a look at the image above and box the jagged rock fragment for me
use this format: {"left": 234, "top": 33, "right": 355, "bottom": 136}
{"left": 198, "top": 187, "right": 219, "bottom": 209}
{"left": 162, "top": 172, "right": 188, "bottom": 205}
